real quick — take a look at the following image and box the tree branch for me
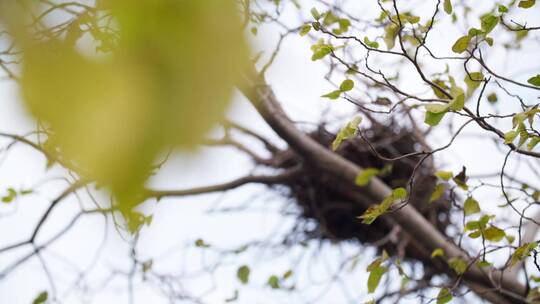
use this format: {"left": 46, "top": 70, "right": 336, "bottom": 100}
{"left": 239, "top": 70, "right": 527, "bottom": 303}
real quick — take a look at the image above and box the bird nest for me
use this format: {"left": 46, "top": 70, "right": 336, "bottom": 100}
{"left": 266, "top": 120, "right": 452, "bottom": 264}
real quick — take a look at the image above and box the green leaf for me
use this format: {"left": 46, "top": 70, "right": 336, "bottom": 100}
{"left": 14, "top": 0, "right": 248, "bottom": 216}
{"left": 360, "top": 188, "right": 407, "bottom": 224}
{"left": 476, "top": 260, "right": 492, "bottom": 267}
{"left": 518, "top": 0, "right": 536, "bottom": 8}
{"left": 355, "top": 168, "right": 380, "bottom": 186}
{"left": 504, "top": 130, "right": 519, "bottom": 144}
{"left": 435, "top": 171, "right": 453, "bottom": 181}
{"left": 363, "top": 37, "right": 379, "bottom": 49}
{"left": 464, "top": 196, "right": 481, "bottom": 216}
{"left": 431, "top": 248, "right": 445, "bottom": 258}
{"left": 498, "top": 5, "right": 509, "bottom": 13}
{"left": 299, "top": 24, "right": 311, "bottom": 36}
{"left": 464, "top": 72, "right": 484, "bottom": 96}
{"left": 332, "top": 116, "right": 362, "bottom": 150}
{"left": 432, "top": 79, "right": 450, "bottom": 99}
{"left": 383, "top": 24, "right": 399, "bottom": 50}
{"left": 283, "top": 270, "right": 293, "bottom": 280}
{"left": 339, "top": 79, "right": 355, "bottom": 92}
{"left": 487, "top": 93, "right": 498, "bottom": 103}
{"left": 518, "top": 130, "right": 529, "bottom": 147}
{"left": 425, "top": 111, "right": 447, "bottom": 126}
{"left": 267, "top": 275, "right": 280, "bottom": 289}
{"left": 448, "top": 257, "right": 467, "bottom": 274}
{"left": 33, "top": 291, "right": 48, "bottom": 304}
{"left": 484, "top": 226, "right": 506, "bottom": 242}
{"left": 443, "top": 0, "right": 452, "bottom": 14}
{"left": 430, "top": 183, "right": 446, "bottom": 203}
{"left": 311, "top": 7, "right": 321, "bottom": 20}
{"left": 1, "top": 188, "right": 17, "bottom": 203}
{"left": 393, "top": 187, "right": 408, "bottom": 200}
{"left": 437, "top": 288, "right": 453, "bottom": 304}
{"left": 511, "top": 242, "right": 538, "bottom": 266}
{"left": 195, "top": 238, "right": 210, "bottom": 248}
{"left": 367, "top": 266, "right": 388, "bottom": 293}
{"left": 322, "top": 90, "right": 342, "bottom": 100}
{"left": 528, "top": 136, "right": 540, "bottom": 151}
{"left": 237, "top": 265, "right": 250, "bottom": 284}
{"left": 527, "top": 75, "right": 540, "bottom": 86}
{"left": 311, "top": 44, "right": 333, "bottom": 61}
{"left": 426, "top": 103, "right": 449, "bottom": 113}
{"left": 448, "top": 87, "right": 465, "bottom": 111}
{"left": 480, "top": 14, "right": 499, "bottom": 34}
{"left": 452, "top": 35, "right": 470, "bottom": 53}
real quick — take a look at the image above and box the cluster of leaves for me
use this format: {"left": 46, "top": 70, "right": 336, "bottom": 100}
{"left": 505, "top": 106, "right": 540, "bottom": 150}
{"left": 360, "top": 188, "right": 407, "bottom": 224}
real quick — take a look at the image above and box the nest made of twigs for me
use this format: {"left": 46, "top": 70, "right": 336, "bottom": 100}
{"left": 266, "top": 120, "right": 452, "bottom": 263}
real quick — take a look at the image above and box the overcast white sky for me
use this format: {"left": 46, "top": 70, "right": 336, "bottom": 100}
{"left": 1, "top": 1, "right": 540, "bottom": 303}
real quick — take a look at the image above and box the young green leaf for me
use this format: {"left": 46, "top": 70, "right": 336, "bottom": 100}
{"left": 518, "top": 0, "right": 536, "bottom": 9}
{"left": 322, "top": 90, "right": 342, "bottom": 100}
{"left": 431, "top": 248, "right": 445, "bottom": 258}
{"left": 480, "top": 14, "right": 499, "bottom": 34}
{"left": 195, "top": 238, "right": 211, "bottom": 248}
{"left": 464, "top": 196, "right": 481, "bottom": 216}
{"left": 437, "top": 288, "right": 453, "bottom": 304}
{"left": 448, "top": 257, "right": 467, "bottom": 274}
{"left": 452, "top": 35, "right": 470, "bottom": 53}
{"left": 464, "top": 72, "right": 484, "bottom": 96}
{"left": 487, "top": 93, "right": 498, "bottom": 103}
{"left": 355, "top": 168, "right": 380, "bottom": 186}
{"left": 528, "top": 136, "right": 540, "bottom": 151}
{"left": 33, "top": 291, "right": 48, "bottom": 304}
{"left": 484, "top": 226, "right": 506, "bottom": 242}
{"left": 384, "top": 24, "right": 399, "bottom": 50}
{"left": 430, "top": 183, "right": 446, "bottom": 203}
{"left": 435, "top": 171, "right": 453, "bottom": 181}
{"left": 299, "top": 24, "right": 311, "bottom": 36}
{"left": 311, "top": 7, "right": 321, "bottom": 20}
{"left": 443, "top": 0, "right": 452, "bottom": 14}
{"left": 237, "top": 265, "right": 250, "bottom": 284}
{"left": 527, "top": 75, "right": 540, "bottom": 86}
{"left": 504, "top": 130, "right": 518, "bottom": 144}
{"left": 267, "top": 275, "right": 280, "bottom": 289}
{"left": 332, "top": 116, "right": 362, "bottom": 150}
{"left": 367, "top": 266, "right": 388, "bottom": 293}
{"left": 364, "top": 37, "right": 379, "bottom": 49}
{"left": 511, "top": 242, "right": 538, "bottom": 266}
{"left": 339, "top": 79, "right": 355, "bottom": 92}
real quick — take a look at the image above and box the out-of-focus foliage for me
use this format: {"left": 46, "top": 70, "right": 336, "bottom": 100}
{"left": 0, "top": 0, "right": 248, "bottom": 215}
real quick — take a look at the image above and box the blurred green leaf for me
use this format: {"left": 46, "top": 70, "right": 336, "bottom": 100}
{"left": 443, "top": 0, "right": 452, "bottom": 14}
{"left": 355, "top": 168, "right": 380, "bottom": 186}
{"left": 33, "top": 291, "right": 48, "bottom": 304}
{"left": 237, "top": 265, "right": 250, "bottom": 284}
{"left": 437, "top": 288, "right": 452, "bottom": 304}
